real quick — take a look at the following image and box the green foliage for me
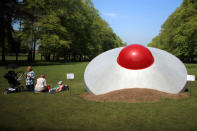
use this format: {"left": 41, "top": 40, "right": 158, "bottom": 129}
{"left": 19, "top": 0, "right": 125, "bottom": 61}
{"left": 148, "top": 0, "right": 197, "bottom": 62}
{"left": 0, "top": 0, "right": 20, "bottom": 62}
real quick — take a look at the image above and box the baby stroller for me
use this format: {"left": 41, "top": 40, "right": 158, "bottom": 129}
{"left": 3, "top": 71, "right": 24, "bottom": 95}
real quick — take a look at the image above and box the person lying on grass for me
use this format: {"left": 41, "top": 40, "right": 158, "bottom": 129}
{"left": 49, "top": 81, "right": 69, "bottom": 93}
{"left": 56, "top": 81, "right": 65, "bottom": 92}
{"left": 35, "top": 74, "right": 47, "bottom": 93}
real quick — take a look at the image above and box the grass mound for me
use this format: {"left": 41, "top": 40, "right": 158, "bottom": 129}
{"left": 82, "top": 88, "right": 189, "bottom": 103}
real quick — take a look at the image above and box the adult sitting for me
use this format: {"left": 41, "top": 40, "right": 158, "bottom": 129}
{"left": 35, "top": 74, "right": 47, "bottom": 93}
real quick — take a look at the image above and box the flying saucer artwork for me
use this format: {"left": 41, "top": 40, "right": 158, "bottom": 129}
{"left": 84, "top": 44, "right": 187, "bottom": 95}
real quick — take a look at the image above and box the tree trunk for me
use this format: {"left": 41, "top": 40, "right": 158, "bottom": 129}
{"left": 45, "top": 54, "right": 50, "bottom": 61}
{"left": 48, "top": 54, "right": 51, "bottom": 61}
{"left": 1, "top": 29, "right": 5, "bottom": 62}
{"left": 53, "top": 53, "right": 55, "bottom": 61}
{"left": 28, "top": 20, "right": 34, "bottom": 62}
{"left": 28, "top": 37, "right": 33, "bottom": 62}
{"left": 0, "top": 3, "right": 5, "bottom": 62}
{"left": 31, "top": 7, "right": 36, "bottom": 62}
{"left": 32, "top": 43, "right": 35, "bottom": 61}
{"left": 64, "top": 55, "right": 66, "bottom": 61}
{"left": 79, "top": 54, "right": 82, "bottom": 61}
{"left": 1, "top": 35, "right": 5, "bottom": 62}
{"left": 15, "top": 50, "right": 18, "bottom": 61}
{"left": 40, "top": 54, "right": 42, "bottom": 61}
{"left": 73, "top": 54, "right": 76, "bottom": 62}
{"left": 68, "top": 55, "right": 71, "bottom": 61}
{"left": 28, "top": 50, "right": 32, "bottom": 62}
{"left": 16, "top": 19, "right": 22, "bottom": 62}
{"left": 32, "top": 37, "right": 36, "bottom": 61}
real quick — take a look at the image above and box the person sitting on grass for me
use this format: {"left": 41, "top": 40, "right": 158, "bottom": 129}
{"left": 35, "top": 74, "right": 47, "bottom": 93}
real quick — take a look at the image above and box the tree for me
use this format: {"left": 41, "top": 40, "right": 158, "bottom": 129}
{"left": 148, "top": 0, "right": 197, "bottom": 62}
{"left": 21, "top": 0, "right": 44, "bottom": 62}
{"left": 36, "top": 0, "right": 124, "bottom": 61}
{"left": 37, "top": 12, "right": 70, "bottom": 61}
{"left": 2, "top": 0, "right": 124, "bottom": 63}
{"left": 0, "top": 0, "right": 18, "bottom": 62}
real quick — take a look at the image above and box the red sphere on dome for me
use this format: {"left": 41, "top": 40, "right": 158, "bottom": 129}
{"left": 117, "top": 44, "right": 154, "bottom": 70}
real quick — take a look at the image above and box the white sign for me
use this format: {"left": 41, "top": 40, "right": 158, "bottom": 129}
{"left": 187, "top": 75, "right": 195, "bottom": 81}
{"left": 67, "top": 73, "right": 74, "bottom": 79}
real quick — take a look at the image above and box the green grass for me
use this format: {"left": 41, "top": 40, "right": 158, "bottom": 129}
{"left": 0, "top": 62, "right": 197, "bottom": 130}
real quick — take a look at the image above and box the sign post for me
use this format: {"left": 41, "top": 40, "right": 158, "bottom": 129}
{"left": 66, "top": 73, "right": 74, "bottom": 96}
{"left": 187, "top": 75, "right": 195, "bottom": 96}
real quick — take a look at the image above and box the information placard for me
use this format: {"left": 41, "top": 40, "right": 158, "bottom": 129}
{"left": 187, "top": 75, "right": 195, "bottom": 81}
{"left": 67, "top": 73, "right": 74, "bottom": 79}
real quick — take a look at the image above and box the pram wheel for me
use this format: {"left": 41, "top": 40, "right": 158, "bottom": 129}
{"left": 3, "top": 91, "right": 8, "bottom": 95}
{"left": 3, "top": 89, "right": 9, "bottom": 95}
{"left": 18, "top": 86, "right": 24, "bottom": 92}
{"left": 63, "top": 85, "right": 69, "bottom": 91}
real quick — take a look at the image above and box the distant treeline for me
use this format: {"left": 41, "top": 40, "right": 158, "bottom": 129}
{"left": 0, "top": 0, "right": 125, "bottom": 62}
{"left": 148, "top": 0, "right": 197, "bottom": 62}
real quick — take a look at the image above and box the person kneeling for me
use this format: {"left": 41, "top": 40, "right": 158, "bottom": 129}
{"left": 35, "top": 74, "right": 47, "bottom": 93}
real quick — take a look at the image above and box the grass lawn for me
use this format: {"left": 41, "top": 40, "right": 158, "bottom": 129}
{"left": 0, "top": 62, "right": 197, "bottom": 130}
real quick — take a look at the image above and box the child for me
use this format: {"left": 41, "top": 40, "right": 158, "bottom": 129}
{"left": 56, "top": 81, "right": 65, "bottom": 92}
{"left": 49, "top": 81, "right": 69, "bottom": 93}
{"left": 35, "top": 74, "right": 47, "bottom": 93}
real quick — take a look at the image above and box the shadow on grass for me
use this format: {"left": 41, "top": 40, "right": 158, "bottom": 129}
{"left": 0, "top": 60, "right": 89, "bottom": 69}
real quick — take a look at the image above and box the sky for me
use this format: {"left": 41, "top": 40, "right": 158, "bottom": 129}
{"left": 91, "top": 0, "right": 183, "bottom": 45}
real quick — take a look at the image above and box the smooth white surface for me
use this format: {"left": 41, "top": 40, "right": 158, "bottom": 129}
{"left": 84, "top": 47, "right": 187, "bottom": 95}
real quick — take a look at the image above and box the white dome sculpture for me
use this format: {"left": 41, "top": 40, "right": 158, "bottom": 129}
{"left": 84, "top": 44, "right": 187, "bottom": 95}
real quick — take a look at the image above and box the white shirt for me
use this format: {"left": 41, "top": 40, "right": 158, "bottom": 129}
{"left": 35, "top": 78, "right": 47, "bottom": 91}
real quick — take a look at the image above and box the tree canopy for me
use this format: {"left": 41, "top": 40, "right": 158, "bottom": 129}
{"left": 0, "top": 0, "right": 125, "bottom": 62}
{"left": 148, "top": 0, "right": 197, "bottom": 62}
